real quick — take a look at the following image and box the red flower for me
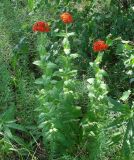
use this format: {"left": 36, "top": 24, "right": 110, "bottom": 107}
{"left": 60, "top": 12, "right": 73, "bottom": 24}
{"left": 93, "top": 40, "right": 108, "bottom": 52}
{"left": 32, "top": 21, "right": 50, "bottom": 32}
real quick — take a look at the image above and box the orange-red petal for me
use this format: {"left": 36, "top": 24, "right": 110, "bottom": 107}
{"left": 60, "top": 12, "right": 73, "bottom": 24}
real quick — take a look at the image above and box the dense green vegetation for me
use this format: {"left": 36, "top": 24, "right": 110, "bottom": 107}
{"left": 0, "top": 0, "right": 134, "bottom": 160}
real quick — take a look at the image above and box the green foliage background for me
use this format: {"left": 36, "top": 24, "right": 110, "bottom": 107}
{"left": 0, "top": 0, "right": 134, "bottom": 160}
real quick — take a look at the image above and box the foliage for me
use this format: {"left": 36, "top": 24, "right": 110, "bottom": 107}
{"left": 0, "top": 0, "right": 134, "bottom": 160}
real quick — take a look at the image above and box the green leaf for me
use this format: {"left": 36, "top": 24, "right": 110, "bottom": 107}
{"left": 120, "top": 90, "right": 131, "bottom": 102}
{"left": 67, "top": 32, "right": 75, "bottom": 37}
{"left": 28, "top": 0, "right": 34, "bottom": 11}
{"left": 108, "top": 97, "right": 130, "bottom": 113}
{"left": 1, "top": 107, "right": 15, "bottom": 122}
{"left": 55, "top": 32, "right": 66, "bottom": 37}
{"left": 47, "top": 62, "right": 57, "bottom": 70}
{"left": 122, "top": 120, "right": 133, "bottom": 158}
{"left": 35, "top": 78, "right": 44, "bottom": 85}
{"left": 70, "top": 53, "right": 80, "bottom": 59}
{"left": 6, "top": 123, "right": 27, "bottom": 132}
{"left": 106, "top": 38, "right": 113, "bottom": 46}
{"left": 12, "top": 136, "right": 27, "bottom": 147}
{"left": 63, "top": 37, "right": 70, "bottom": 55}
{"left": 111, "top": 132, "right": 122, "bottom": 143}
{"left": 130, "top": 78, "right": 134, "bottom": 84}
{"left": 87, "top": 78, "right": 94, "bottom": 84}
{"left": 4, "top": 127, "right": 13, "bottom": 139}
{"left": 33, "top": 60, "right": 42, "bottom": 67}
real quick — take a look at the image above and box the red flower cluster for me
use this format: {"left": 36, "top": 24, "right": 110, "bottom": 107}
{"left": 93, "top": 40, "right": 108, "bottom": 52}
{"left": 32, "top": 21, "right": 50, "bottom": 32}
{"left": 60, "top": 12, "right": 73, "bottom": 24}
{"left": 32, "top": 12, "right": 73, "bottom": 33}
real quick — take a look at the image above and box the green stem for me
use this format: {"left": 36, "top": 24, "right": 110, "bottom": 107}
{"left": 66, "top": 24, "right": 68, "bottom": 36}
{"left": 93, "top": 51, "right": 104, "bottom": 74}
{"left": 95, "top": 52, "right": 104, "bottom": 65}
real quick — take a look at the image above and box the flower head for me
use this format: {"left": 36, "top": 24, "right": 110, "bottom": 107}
{"left": 32, "top": 21, "right": 50, "bottom": 32}
{"left": 60, "top": 12, "right": 73, "bottom": 24}
{"left": 93, "top": 40, "right": 108, "bottom": 52}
